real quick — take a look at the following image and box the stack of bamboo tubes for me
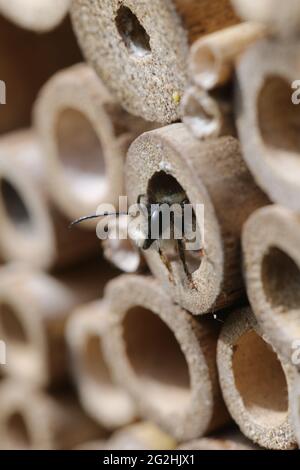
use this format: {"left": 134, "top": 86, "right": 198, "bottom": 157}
{"left": 0, "top": 0, "right": 299, "bottom": 451}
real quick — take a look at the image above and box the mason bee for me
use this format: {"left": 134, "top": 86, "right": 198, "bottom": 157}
{"left": 71, "top": 175, "right": 204, "bottom": 286}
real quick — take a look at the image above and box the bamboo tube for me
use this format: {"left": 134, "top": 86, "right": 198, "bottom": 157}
{"left": 0, "top": 1, "right": 70, "bottom": 32}
{"left": 242, "top": 205, "right": 300, "bottom": 364}
{"left": 178, "top": 430, "right": 257, "bottom": 450}
{"left": 0, "top": 261, "right": 115, "bottom": 387}
{"left": 217, "top": 307, "right": 298, "bottom": 450}
{"left": 236, "top": 39, "right": 300, "bottom": 212}
{"left": 291, "top": 375, "right": 300, "bottom": 447}
{"left": 181, "top": 85, "right": 235, "bottom": 140}
{"left": 231, "top": 0, "right": 300, "bottom": 37}
{"left": 71, "top": 1, "right": 238, "bottom": 124}
{"left": 189, "top": 23, "right": 266, "bottom": 90}
{"left": 79, "top": 423, "right": 176, "bottom": 450}
{"left": 102, "top": 275, "right": 229, "bottom": 442}
{"left": 0, "top": 130, "right": 99, "bottom": 269}
{"left": 35, "top": 64, "right": 150, "bottom": 223}
{"left": 66, "top": 300, "right": 136, "bottom": 429}
{"left": 126, "top": 124, "right": 268, "bottom": 315}
{"left": 0, "top": 380, "right": 103, "bottom": 450}
{"left": 77, "top": 422, "right": 176, "bottom": 450}
{"left": 102, "top": 215, "right": 145, "bottom": 273}
{"left": 0, "top": 15, "right": 81, "bottom": 135}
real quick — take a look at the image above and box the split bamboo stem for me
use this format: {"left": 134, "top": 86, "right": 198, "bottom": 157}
{"left": 0, "top": 130, "right": 99, "bottom": 269}
{"left": 231, "top": 0, "right": 300, "bottom": 38}
{"left": 126, "top": 124, "right": 268, "bottom": 315}
{"left": 66, "top": 300, "right": 136, "bottom": 429}
{"left": 102, "top": 215, "right": 145, "bottom": 273}
{"left": 0, "top": 0, "right": 71, "bottom": 32}
{"left": 236, "top": 39, "right": 300, "bottom": 212}
{"left": 0, "top": 380, "right": 103, "bottom": 450}
{"left": 102, "top": 275, "right": 229, "bottom": 442}
{"left": 181, "top": 85, "right": 235, "bottom": 140}
{"left": 217, "top": 307, "right": 298, "bottom": 450}
{"left": 242, "top": 205, "right": 300, "bottom": 364}
{"left": 71, "top": 0, "right": 238, "bottom": 124}
{"left": 0, "top": 261, "right": 115, "bottom": 387}
{"left": 35, "top": 64, "right": 150, "bottom": 224}
{"left": 189, "top": 22, "right": 266, "bottom": 90}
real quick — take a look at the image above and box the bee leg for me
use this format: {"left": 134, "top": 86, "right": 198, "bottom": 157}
{"left": 158, "top": 248, "right": 174, "bottom": 283}
{"left": 177, "top": 239, "right": 196, "bottom": 289}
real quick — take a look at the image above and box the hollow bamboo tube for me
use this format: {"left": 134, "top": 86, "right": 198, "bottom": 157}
{"left": 35, "top": 64, "right": 150, "bottom": 223}
{"left": 0, "top": 261, "right": 115, "bottom": 387}
{"left": 126, "top": 124, "right": 268, "bottom": 315}
{"left": 181, "top": 85, "right": 235, "bottom": 140}
{"left": 189, "top": 23, "right": 266, "bottom": 90}
{"left": 291, "top": 375, "right": 300, "bottom": 447}
{"left": 236, "top": 39, "right": 300, "bottom": 212}
{"left": 231, "top": 0, "right": 300, "bottom": 37}
{"left": 0, "top": 0, "right": 70, "bottom": 32}
{"left": 102, "top": 215, "right": 145, "bottom": 273}
{"left": 102, "top": 274, "right": 229, "bottom": 442}
{"left": 217, "top": 307, "right": 298, "bottom": 450}
{"left": 66, "top": 300, "right": 136, "bottom": 429}
{"left": 0, "top": 380, "right": 103, "bottom": 450}
{"left": 0, "top": 130, "right": 99, "bottom": 269}
{"left": 178, "top": 430, "right": 257, "bottom": 450}
{"left": 71, "top": 0, "right": 238, "bottom": 124}
{"left": 0, "top": 15, "right": 81, "bottom": 135}
{"left": 242, "top": 205, "right": 300, "bottom": 364}
{"left": 82, "top": 423, "right": 176, "bottom": 450}
{"left": 77, "top": 422, "right": 176, "bottom": 450}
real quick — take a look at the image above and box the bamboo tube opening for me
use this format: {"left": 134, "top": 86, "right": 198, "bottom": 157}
{"left": 232, "top": 330, "right": 289, "bottom": 428}
{"left": 147, "top": 171, "right": 201, "bottom": 275}
{"left": 84, "top": 335, "right": 111, "bottom": 385}
{"left": 258, "top": 76, "right": 300, "bottom": 158}
{"left": 56, "top": 108, "right": 107, "bottom": 206}
{"left": 0, "top": 298, "right": 44, "bottom": 382}
{"left": 191, "top": 46, "right": 221, "bottom": 90}
{"left": 0, "top": 303, "right": 28, "bottom": 345}
{"left": 115, "top": 6, "right": 151, "bottom": 58}
{"left": 103, "top": 275, "right": 227, "bottom": 440}
{"left": 6, "top": 411, "right": 31, "bottom": 449}
{"left": 218, "top": 308, "right": 297, "bottom": 449}
{"left": 0, "top": 178, "right": 33, "bottom": 233}
{"left": 123, "top": 305, "right": 191, "bottom": 414}
{"left": 262, "top": 247, "right": 300, "bottom": 320}
{"left": 242, "top": 205, "right": 300, "bottom": 361}
{"left": 181, "top": 87, "right": 223, "bottom": 140}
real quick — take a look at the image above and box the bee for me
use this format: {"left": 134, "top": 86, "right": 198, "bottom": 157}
{"left": 71, "top": 178, "right": 204, "bottom": 286}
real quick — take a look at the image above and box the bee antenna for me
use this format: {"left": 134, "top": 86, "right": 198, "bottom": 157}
{"left": 69, "top": 212, "right": 128, "bottom": 229}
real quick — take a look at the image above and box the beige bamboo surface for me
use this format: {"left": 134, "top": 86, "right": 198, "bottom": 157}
{"left": 0, "top": 130, "right": 98, "bottom": 269}
{"left": 126, "top": 125, "right": 268, "bottom": 315}
{"left": 217, "top": 307, "right": 298, "bottom": 450}
{"left": 71, "top": 0, "right": 238, "bottom": 124}
{"left": 0, "top": 0, "right": 298, "bottom": 452}
{"left": 0, "top": 1, "right": 71, "bottom": 33}
{"left": 101, "top": 275, "right": 229, "bottom": 442}
{"left": 66, "top": 299, "right": 137, "bottom": 429}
